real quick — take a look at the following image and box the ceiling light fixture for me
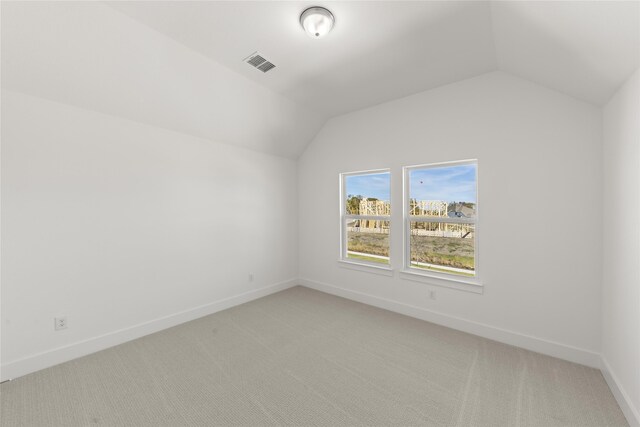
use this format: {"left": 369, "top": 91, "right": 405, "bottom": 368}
{"left": 300, "top": 6, "right": 334, "bottom": 38}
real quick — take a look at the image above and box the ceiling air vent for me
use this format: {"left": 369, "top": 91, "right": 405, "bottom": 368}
{"left": 244, "top": 52, "right": 276, "bottom": 73}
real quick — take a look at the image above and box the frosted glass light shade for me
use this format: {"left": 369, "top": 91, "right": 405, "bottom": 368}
{"left": 300, "top": 7, "right": 334, "bottom": 38}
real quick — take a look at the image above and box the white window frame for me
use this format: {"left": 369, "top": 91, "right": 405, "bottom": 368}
{"left": 339, "top": 169, "right": 392, "bottom": 273}
{"left": 402, "top": 159, "right": 482, "bottom": 291}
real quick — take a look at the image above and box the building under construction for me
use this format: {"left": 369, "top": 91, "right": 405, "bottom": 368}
{"left": 349, "top": 198, "right": 475, "bottom": 238}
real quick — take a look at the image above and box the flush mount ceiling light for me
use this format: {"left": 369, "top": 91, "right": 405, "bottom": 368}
{"left": 300, "top": 6, "right": 334, "bottom": 38}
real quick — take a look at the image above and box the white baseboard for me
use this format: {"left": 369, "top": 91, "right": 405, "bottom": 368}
{"left": 299, "top": 278, "right": 601, "bottom": 368}
{"left": 4, "top": 277, "right": 634, "bottom": 425}
{"left": 1, "top": 279, "right": 297, "bottom": 382}
{"left": 601, "top": 357, "right": 640, "bottom": 427}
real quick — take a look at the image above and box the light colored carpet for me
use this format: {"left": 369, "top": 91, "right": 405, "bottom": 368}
{"left": 1, "top": 286, "right": 627, "bottom": 427}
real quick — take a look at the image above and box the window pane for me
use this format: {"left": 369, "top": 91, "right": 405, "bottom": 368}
{"left": 345, "top": 172, "right": 391, "bottom": 215}
{"left": 346, "top": 219, "right": 390, "bottom": 264}
{"left": 409, "top": 164, "right": 476, "bottom": 219}
{"left": 409, "top": 221, "right": 475, "bottom": 276}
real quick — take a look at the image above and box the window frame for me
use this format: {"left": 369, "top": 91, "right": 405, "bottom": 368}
{"left": 402, "top": 159, "right": 481, "bottom": 288}
{"left": 339, "top": 169, "right": 392, "bottom": 271}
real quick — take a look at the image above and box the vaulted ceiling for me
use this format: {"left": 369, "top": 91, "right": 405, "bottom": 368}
{"left": 2, "top": 1, "right": 639, "bottom": 158}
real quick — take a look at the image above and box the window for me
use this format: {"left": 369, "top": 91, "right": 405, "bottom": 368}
{"left": 404, "top": 160, "right": 478, "bottom": 279}
{"left": 340, "top": 170, "right": 391, "bottom": 266}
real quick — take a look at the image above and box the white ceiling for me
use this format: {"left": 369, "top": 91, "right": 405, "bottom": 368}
{"left": 1, "top": 1, "right": 326, "bottom": 158}
{"left": 109, "top": 1, "right": 639, "bottom": 109}
{"left": 492, "top": 1, "right": 640, "bottom": 105}
{"left": 108, "top": 1, "right": 498, "bottom": 117}
{"left": 2, "top": 1, "right": 639, "bottom": 158}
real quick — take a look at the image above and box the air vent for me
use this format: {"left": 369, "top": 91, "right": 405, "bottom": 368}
{"left": 244, "top": 52, "right": 276, "bottom": 73}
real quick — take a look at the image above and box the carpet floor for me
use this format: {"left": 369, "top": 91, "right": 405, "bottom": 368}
{"left": 0, "top": 286, "right": 628, "bottom": 426}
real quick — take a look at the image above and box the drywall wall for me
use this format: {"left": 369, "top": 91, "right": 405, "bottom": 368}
{"left": 602, "top": 68, "right": 640, "bottom": 426}
{"left": 0, "top": 91, "right": 298, "bottom": 380}
{"left": 298, "top": 71, "right": 603, "bottom": 366}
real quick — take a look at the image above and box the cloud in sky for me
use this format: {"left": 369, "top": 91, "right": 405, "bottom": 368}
{"left": 410, "top": 164, "right": 476, "bottom": 203}
{"left": 345, "top": 172, "right": 390, "bottom": 200}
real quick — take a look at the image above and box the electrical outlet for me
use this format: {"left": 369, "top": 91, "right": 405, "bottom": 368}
{"left": 248, "top": 273, "right": 254, "bottom": 282}
{"left": 54, "top": 317, "right": 67, "bottom": 331}
{"left": 429, "top": 290, "right": 437, "bottom": 300}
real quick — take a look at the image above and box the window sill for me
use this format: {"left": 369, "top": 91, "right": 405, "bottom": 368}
{"left": 399, "top": 269, "right": 483, "bottom": 294}
{"left": 338, "top": 260, "right": 394, "bottom": 276}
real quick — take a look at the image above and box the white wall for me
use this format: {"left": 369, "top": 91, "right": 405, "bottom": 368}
{"left": 0, "top": 91, "right": 298, "bottom": 380}
{"left": 602, "top": 68, "right": 640, "bottom": 425}
{"left": 298, "top": 71, "right": 603, "bottom": 366}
